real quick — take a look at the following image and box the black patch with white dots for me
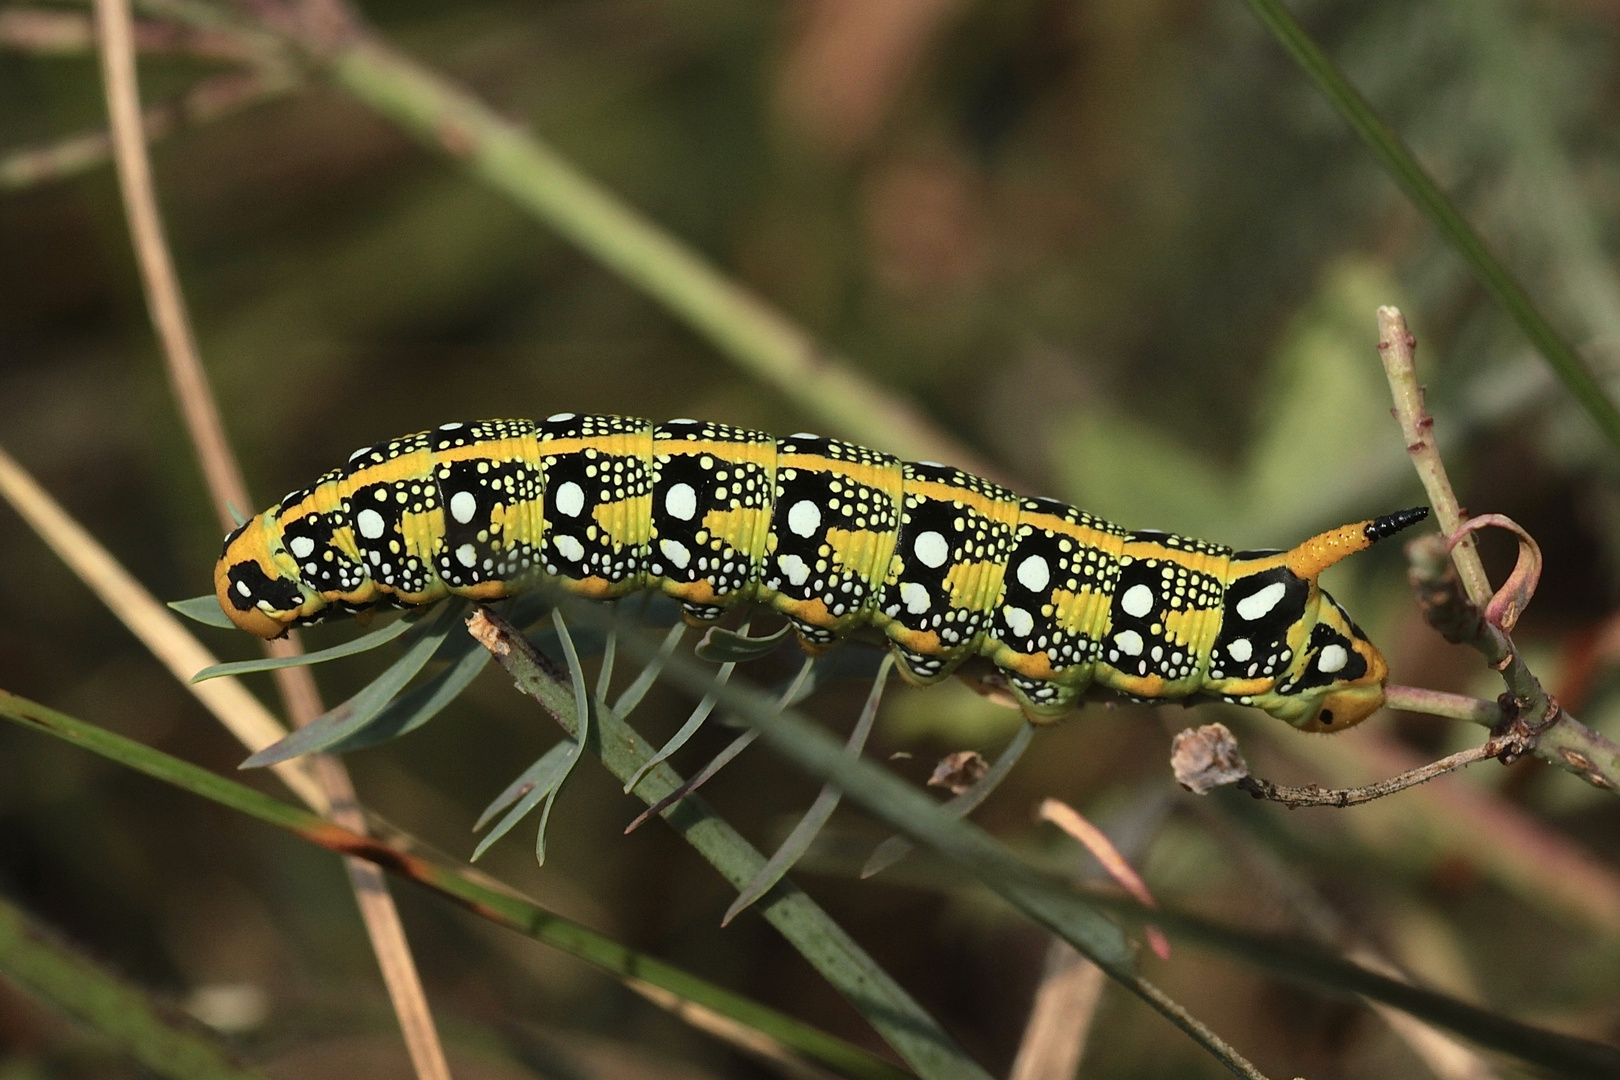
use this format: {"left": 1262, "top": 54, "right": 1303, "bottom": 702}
{"left": 1209, "top": 567, "right": 1309, "bottom": 681}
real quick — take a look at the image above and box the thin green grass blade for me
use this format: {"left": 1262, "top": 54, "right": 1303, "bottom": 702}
{"left": 167, "top": 594, "right": 236, "bottom": 629}
{"left": 242, "top": 599, "right": 465, "bottom": 767}
{"left": 724, "top": 654, "right": 895, "bottom": 925}
{"left": 472, "top": 741, "right": 576, "bottom": 860}
{"left": 328, "top": 645, "right": 491, "bottom": 753}
{"left": 862, "top": 720, "right": 1035, "bottom": 879}
{"left": 695, "top": 623, "right": 791, "bottom": 663}
{"left": 0, "top": 690, "right": 915, "bottom": 1080}
{"left": 1241, "top": 0, "right": 1620, "bottom": 450}
{"left": 191, "top": 609, "right": 422, "bottom": 682}
{"left": 0, "top": 892, "right": 269, "bottom": 1080}
{"left": 623, "top": 653, "right": 737, "bottom": 793}
{"left": 612, "top": 622, "right": 684, "bottom": 716}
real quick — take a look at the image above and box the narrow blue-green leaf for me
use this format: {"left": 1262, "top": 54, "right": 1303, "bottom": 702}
{"left": 724, "top": 654, "right": 894, "bottom": 924}
{"left": 862, "top": 720, "right": 1035, "bottom": 879}
{"left": 625, "top": 657, "right": 818, "bottom": 833}
{"left": 623, "top": 655, "right": 736, "bottom": 793}
{"left": 326, "top": 644, "right": 491, "bottom": 753}
{"left": 533, "top": 612, "right": 593, "bottom": 865}
{"left": 1241, "top": 0, "right": 1620, "bottom": 450}
{"left": 242, "top": 599, "right": 464, "bottom": 767}
{"left": 471, "top": 740, "right": 576, "bottom": 860}
{"left": 167, "top": 595, "right": 236, "bottom": 629}
{"left": 191, "top": 609, "right": 421, "bottom": 682}
{"left": 611, "top": 622, "right": 684, "bottom": 716}
{"left": 695, "top": 623, "right": 791, "bottom": 663}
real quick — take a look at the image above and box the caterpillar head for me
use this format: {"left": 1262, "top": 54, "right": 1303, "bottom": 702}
{"left": 1210, "top": 508, "right": 1426, "bottom": 733}
{"left": 214, "top": 513, "right": 320, "bottom": 639}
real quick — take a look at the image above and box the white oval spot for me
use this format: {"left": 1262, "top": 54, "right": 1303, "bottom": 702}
{"left": 788, "top": 432, "right": 819, "bottom": 439}
{"left": 356, "top": 508, "right": 385, "bottom": 540}
{"left": 288, "top": 536, "right": 315, "bottom": 559}
{"left": 777, "top": 553, "right": 810, "bottom": 587}
{"left": 449, "top": 490, "right": 478, "bottom": 525}
{"left": 1016, "top": 554, "right": 1050, "bottom": 592}
{"left": 1121, "top": 583, "right": 1154, "bottom": 618}
{"left": 1003, "top": 605, "right": 1034, "bottom": 637}
{"left": 235, "top": 580, "right": 252, "bottom": 597}
{"left": 546, "top": 412, "right": 576, "bottom": 422}
{"left": 787, "top": 500, "right": 821, "bottom": 538}
{"left": 455, "top": 543, "right": 477, "bottom": 568}
{"left": 668, "top": 418, "right": 697, "bottom": 424}
{"left": 900, "top": 581, "right": 931, "bottom": 614}
{"left": 1114, "top": 629, "right": 1144, "bottom": 656}
{"left": 1227, "top": 638, "right": 1253, "bottom": 663}
{"left": 554, "top": 481, "right": 585, "bottom": 517}
{"left": 659, "top": 538, "right": 691, "bottom": 570}
{"left": 1317, "top": 643, "right": 1349, "bottom": 674}
{"left": 664, "top": 483, "right": 697, "bottom": 521}
{"left": 914, "top": 530, "right": 949, "bottom": 568}
{"left": 1236, "top": 581, "right": 1287, "bottom": 621}
{"left": 553, "top": 534, "right": 585, "bottom": 562}
{"left": 439, "top": 421, "right": 463, "bottom": 430}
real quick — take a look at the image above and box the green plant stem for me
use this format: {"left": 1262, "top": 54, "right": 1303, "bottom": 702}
{"left": 464, "top": 611, "right": 994, "bottom": 1080}
{"left": 1241, "top": 0, "right": 1620, "bottom": 450}
{"left": 0, "top": 893, "right": 267, "bottom": 1080}
{"left": 0, "top": 690, "right": 913, "bottom": 1080}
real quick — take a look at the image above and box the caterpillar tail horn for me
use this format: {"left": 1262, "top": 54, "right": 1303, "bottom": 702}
{"left": 1283, "top": 507, "right": 1430, "bottom": 581}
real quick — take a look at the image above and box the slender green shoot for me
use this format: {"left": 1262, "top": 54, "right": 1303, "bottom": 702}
{"left": 1241, "top": 0, "right": 1620, "bottom": 449}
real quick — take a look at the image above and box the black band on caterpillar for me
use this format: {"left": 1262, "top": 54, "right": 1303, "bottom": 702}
{"left": 215, "top": 415, "right": 1408, "bottom": 732}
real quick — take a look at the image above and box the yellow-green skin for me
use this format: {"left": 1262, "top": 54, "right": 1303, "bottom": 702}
{"left": 216, "top": 415, "right": 1392, "bottom": 732}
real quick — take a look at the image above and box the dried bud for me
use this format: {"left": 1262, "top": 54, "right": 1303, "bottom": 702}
{"left": 928, "top": 750, "right": 988, "bottom": 795}
{"left": 1170, "top": 723, "right": 1249, "bottom": 794}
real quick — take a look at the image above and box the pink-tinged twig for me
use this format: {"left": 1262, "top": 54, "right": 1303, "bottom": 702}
{"left": 1038, "top": 799, "right": 1169, "bottom": 960}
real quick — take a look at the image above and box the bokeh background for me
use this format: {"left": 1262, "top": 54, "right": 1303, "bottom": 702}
{"left": 3, "top": 0, "right": 1620, "bottom": 1077}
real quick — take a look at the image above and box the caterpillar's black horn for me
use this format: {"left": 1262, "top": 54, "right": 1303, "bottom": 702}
{"left": 1365, "top": 506, "right": 1431, "bottom": 544}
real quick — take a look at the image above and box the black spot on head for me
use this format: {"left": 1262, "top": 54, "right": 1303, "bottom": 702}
{"left": 225, "top": 560, "right": 302, "bottom": 614}
{"left": 1319, "top": 709, "right": 1335, "bottom": 726}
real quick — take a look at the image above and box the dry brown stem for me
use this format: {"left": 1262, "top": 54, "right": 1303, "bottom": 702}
{"left": 0, "top": 69, "right": 294, "bottom": 192}
{"left": 90, "top": 2, "right": 452, "bottom": 1076}
{"left": 0, "top": 7, "right": 258, "bottom": 60}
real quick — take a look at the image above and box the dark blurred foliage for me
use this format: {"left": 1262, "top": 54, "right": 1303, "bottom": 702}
{"left": 2, "top": 1, "right": 1620, "bottom": 1077}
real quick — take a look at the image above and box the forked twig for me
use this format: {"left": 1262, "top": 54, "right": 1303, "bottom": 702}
{"left": 1377, "top": 307, "right": 1620, "bottom": 793}
{"left": 89, "top": 2, "right": 452, "bottom": 1076}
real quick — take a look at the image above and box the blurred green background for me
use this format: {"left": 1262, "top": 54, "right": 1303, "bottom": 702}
{"left": 2, "top": 0, "right": 1620, "bottom": 1077}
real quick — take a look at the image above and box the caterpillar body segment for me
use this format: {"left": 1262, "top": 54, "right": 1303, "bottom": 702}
{"left": 216, "top": 414, "right": 1426, "bottom": 732}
